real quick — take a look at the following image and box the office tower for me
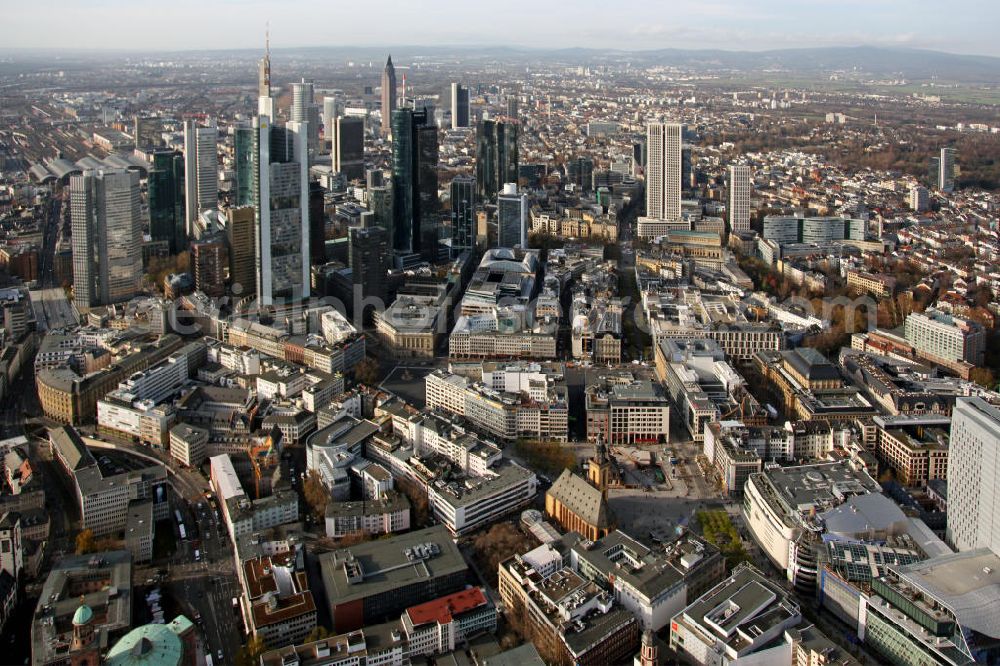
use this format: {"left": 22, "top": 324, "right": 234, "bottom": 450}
{"left": 191, "top": 235, "right": 227, "bottom": 297}
{"left": 946, "top": 397, "right": 1000, "bottom": 552}
{"left": 496, "top": 183, "right": 527, "bottom": 248}
{"left": 147, "top": 150, "right": 185, "bottom": 254}
{"left": 366, "top": 169, "right": 384, "bottom": 189}
{"left": 226, "top": 206, "right": 256, "bottom": 297}
{"left": 368, "top": 185, "right": 392, "bottom": 236}
{"left": 291, "top": 79, "right": 320, "bottom": 164}
{"left": 728, "top": 165, "right": 751, "bottom": 234}
{"left": 681, "top": 145, "right": 693, "bottom": 191}
{"left": 506, "top": 95, "right": 518, "bottom": 121}
{"left": 349, "top": 224, "right": 389, "bottom": 308}
{"left": 475, "top": 119, "right": 519, "bottom": 205}
{"left": 322, "top": 96, "right": 341, "bottom": 148}
{"left": 910, "top": 185, "right": 929, "bottom": 212}
{"left": 450, "top": 176, "right": 475, "bottom": 255}
{"left": 309, "top": 181, "right": 327, "bottom": 267}
{"left": 258, "top": 29, "right": 271, "bottom": 99}
{"left": 234, "top": 126, "right": 254, "bottom": 208}
{"left": 381, "top": 55, "right": 396, "bottom": 137}
{"left": 253, "top": 108, "right": 311, "bottom": 306}
{"left": 70, "top": 169, "right": 143, "bottom": 307}
{"left": 939, "top": 147, "right": 956, "bottom": 192}
{"left": 646, "top": 122, "right": 682, "bottom": 221}
{"left": 390, "top": 108, "right": 438, "bottom": 258}
{"left": 567, "top": 157, "right": 594, "bottom": 192}
{"left": 451, "top": 83, "right": 470, "bottom": 129}
{"left": 183, "top": 120, "right": 218, "bottom": 236}
{"left": 332, "top": 116, "right": 365, "bottom": 181}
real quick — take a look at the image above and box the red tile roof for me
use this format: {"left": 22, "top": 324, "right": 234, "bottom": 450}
{"left": 404, "top": 587, "right": 488, "bottom": 627}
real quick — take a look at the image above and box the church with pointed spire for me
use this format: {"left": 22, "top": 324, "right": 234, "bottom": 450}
{"left": 544, "top": 440, "right": 616, "bottom": 540}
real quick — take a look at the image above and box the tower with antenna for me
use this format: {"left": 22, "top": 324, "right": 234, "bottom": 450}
{"left": 258, "top": 24, "right": 271, "bottom": 100}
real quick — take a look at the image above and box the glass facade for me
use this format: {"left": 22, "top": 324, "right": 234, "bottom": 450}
{"left": 148, "top": 150, "right": 185, "bottom": 253}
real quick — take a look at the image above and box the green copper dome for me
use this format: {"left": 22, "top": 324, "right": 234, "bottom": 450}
{"left": 72, "top": 603, "right": 93, "bottom": 626}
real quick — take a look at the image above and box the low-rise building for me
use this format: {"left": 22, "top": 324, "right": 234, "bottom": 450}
{"left": 169, "top": 423, "right": 208, "bottom": 468}
{"left": 244, "top": 550, "right": 317, "bottom": 648}
{"left": 873, "top": 415, "right": 950, "bottom": 487}
{"left": 324, "top": 493, "right": 411, "bottom": 539}
{"left": 401, "top": 587, "right": 496, "bottom": 657}
{"left": 585, "top": 372, "right": 670, "bottom": 444}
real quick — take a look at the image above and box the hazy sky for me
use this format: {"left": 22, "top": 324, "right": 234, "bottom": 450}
{"left": 2, "top": 0, "right": 998, "bottom": 57}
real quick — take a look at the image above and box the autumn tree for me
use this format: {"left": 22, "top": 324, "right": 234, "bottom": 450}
{"left": 303, "top": 470, "right": 330, "bottom": 519}
{"left": 304, "top": 625, "right": 330, "bottom": 643}
{"left": 970, "top": 367, "right": 997, "bottom": 391}
{"left": 75, "top": 529, "right": 97, "bottom": 555}
{"left": 396, "top": 476, "right": 430, "bottom": 526}
{"left": 354, "top": 357, "right": 380, "bottom": 386}
{"left": 471, "top": 523, "right": 534, "bottom": 585}
{"left": 235, "top": 635, "right": 267, "bottom": 666}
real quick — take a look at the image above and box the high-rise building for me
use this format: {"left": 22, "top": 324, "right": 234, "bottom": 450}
{"left": 349, "top": 224, "right": 389, "bottom": 310}
{"left": 903, "top": 308, "right": 986, "bottom": 366}
{"left": 234, "top": 126, "right": 254, "bottom": 208}
{"left": 390, "top": 108, "right": 438, "bottom": 258}
{"left": 322, "top": 96, "right": 341, "bottom": 148}
{"left": 496, "top": 183, "right": 527, "bottom": 248}
{"left": 332, "top": 116, "right": 365, "bottom": 181}
{"left": 191, "top": 235, "right": 227, "bottom": 297}
{"left": 451, "top": 83, "right": 470, "bottom": 129}
{"left": 450, "top": 176, "right": 475, "bottom": 255}
{"left": 475, "top": 119, "right": 518, "bottom": 205}
{"left": 147, "top": 150, "right": 185, "bottom": 254}
{"left": 567, "top": 157, "right": 594, "bottom": 192}
{"left": 253, "top": 107, "right": 311, "bottom": 306}
{"left": 939, "top": 147, "right": 956, "bottom": 192}
{"left": 291, "top": 79, "right": 320, "bottom": 164}
{"left": 226, "top": 206, "right": 256, "bottom": 297}
{"left": 505, "top": 95, "right": 518, "bottom": 121}
{"left": 646, "top": 122, "right": 682, "bottom": 221}
{"left": 381, "top": 56, "right": 397, "bottom": 138}
{"left": 728, "top": 165, "right": 751, "bottom": 234}
{"left": 946, "top": 397, "right": 1000, "bottom": 552}
{"left": 909, "top": 185, "right": 929, "bottom": 212}
{"left": 258, "top": 30, "right": 271, "bottom": 99}
{"left": 368, "top": 185, "right": 393, "bottom": 237}
{"left": 309, "top": 181, "right": 327, "bottom": 268}
{"left": 70, "top": 169, "right": 143, "bottom": 307}
{"left": 183, "top": 120, "right": 218, "bottom": 236}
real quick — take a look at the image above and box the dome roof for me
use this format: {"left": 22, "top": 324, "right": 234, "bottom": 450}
{"left": 72, "top": 603, "right": 93, "bottom": 626}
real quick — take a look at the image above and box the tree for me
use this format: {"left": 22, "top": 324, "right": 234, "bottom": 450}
{"left": 471, "top": 523, "right": 534, "bottom": 585}
{"left": 75, "top": 529, "right": 97, "bottom": 555}
{"left": 396, "top": 476, "right": 430, "bottom": 526}
{"left": 235, "top": 635, "right": 267, "bottom": 666}
{"left": 354, "top": 357, "right": 380, "bottom": 386}
{"left": 970, "top": 367, "right": 997, "bottom": 390}
{"left": 303, "top": 470, "right": 330, "bottom": 520}
{"left": 304, "top": 625, "right": 330, "bottom": 644}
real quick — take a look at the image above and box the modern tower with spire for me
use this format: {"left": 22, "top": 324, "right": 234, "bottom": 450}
{"left": 381, "top": 55, "right": 397, "bottom": 138}
{"left": 258, "top": 25, "right": 271, "bottom": 100}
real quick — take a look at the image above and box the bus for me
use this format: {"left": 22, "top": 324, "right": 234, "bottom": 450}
{"left": 205, "top": 655, "right": 213, "bottom": 666}
{"left": 179, "top": 524, "right": 186, "bottom": 540}
{"left": 174, "top": 510, "right": 183, "bottom": 524}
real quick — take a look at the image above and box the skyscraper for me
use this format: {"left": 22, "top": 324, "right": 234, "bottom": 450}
{"left": 233, "top": 126, "right": 254, "bottom": 208}
{"left": 728, "top": 165, "right": 751, "bottom": 234}
{"left": 381, "top": 56, "right": 397, "bottom": 138}
{"left": 226, "top": 206, "right": 256, "bottom": 297}
{"left": 147, "top": 150, "right": 185, "bottom": 254}
{"left": 451, "top": 83, "right": 470, "bottom": 129}
{"left": 496, "top": 183, "right": 527, "bottom": 248}
{"left": 390, "top": 108, "right": 438, "bottom": 259}
{"left": 322, "top": 96, "right": 341, "bottom": 148}
{"left": 258, "top": 28, "right": 271, "bottom": 99}
{"left": 450, "top": 176, "right": 475, "bottom": 255}
{"left": 253, "top": 108, "right": 311, "bottom": 306}
{"left": 567, "top": 157, "right": 594, "bottom": 192}
{"left": 191, "top": 234, "right": 227, "bottom": 297}
{"left": 183, "top": 120, "right": 218, "bottom": 236}
{"left": 646, "top": 122, "right": 682, "bottom": 221}
{"left": 368, "top": 185, "right": 393, "bottom": 237}
{"left": 332, "top": 116, "right": 365, "bottom": 181}
{"left": 475, "top": 119, "right": 519, "bottom": 205}
{"left": 291, "top": 79, "right": 320, "bottom": 164}
{"left": 939, "top": 147, "right": 956, "bottom": 192}
{"left": 349, "top": 224, "right": 389, "bottom": 310}
{"left": 946, "top": 397, "right": 1000, "bottom": 553}
{"left": 505, "top": 94, "right": 519, "bottom": 121}
{"left": 70, "top": 169, "right": 143, "bottom": 307}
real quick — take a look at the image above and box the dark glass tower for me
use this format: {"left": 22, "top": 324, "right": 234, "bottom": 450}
{"left": 148, "top": 150, "right": 185, "bottom": 253}
{"left": 234, "top": 126, "right": 254, "bottom": 208}
{"left": 475, "top": 119, "right": 519, "bottom": 205}
{"left": 450, "top": 175, "right": 475, "bottom": 254}
{"left": 391, "top": 108, "right": 438, "bottom": 257}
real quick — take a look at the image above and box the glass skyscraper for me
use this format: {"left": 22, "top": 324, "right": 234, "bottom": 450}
{"left": 475, "top": 119, "right": 518, "bottom": 205}
{"left": 391, "top": 108, "right": 438, "bottom": 258}
{"left": 148, "top": 150, "right": 185, "bottom": 253}
{"left": 234, "top": 126, "right": 254, "bottom": 208}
